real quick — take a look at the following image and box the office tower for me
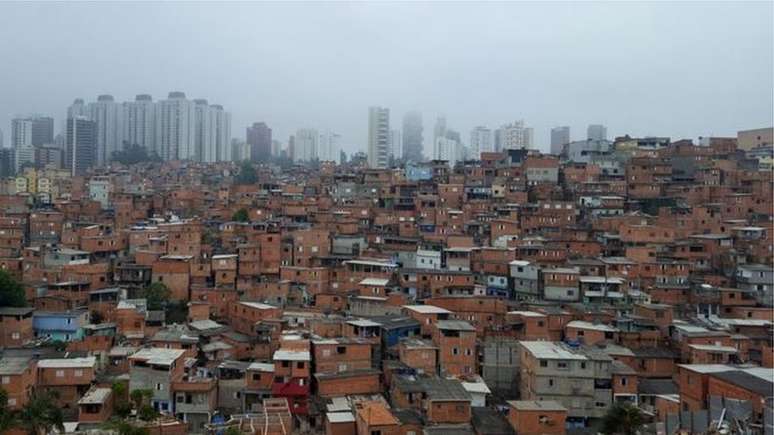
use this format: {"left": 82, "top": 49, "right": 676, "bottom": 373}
{"left": 212, "top": 105, "right": 231, "bottom": 162}
{"left": 156, "top": 92, "right": 195, "bottom": 161}
{"left": 0, "top": 148, "right": 12, "bottom": 177}
{"left": 36, "top": 146, "right": 63, "bottom": 169}
{"left": 30, "top": 117, "right": 53, "bottom": 146}
{"left": 432, "top": 117, "right": 448, "bottom": 161}
{"left": 271, "top": 140, "right": 281, "bottom": 157}
{"left": 389, "top": 129, "right": 401, "bottom": 159}
{"left": 288, "top": 135, "right": 295, "bottom": 161}
{"left": 587, "top": 124, "right": 607, "bottom": 141}
{"left": 65, "top": 117, "right": 97, "bottom": 176}
{"left": 367, "top": 106, "right": 390, "bottom": 169}
{"left": 13, "top": 147, "right": 34, "bottom": 173}
{"left": 319, "top": 130, "right": 341, "bottom": 162}
{"left": 194, "top": 99, "right": 215, "bottom": 162}
{"left": 11, "top": 118, "right": 34, "bottom": 172}
{"left": 247, "top": 122, "right": 272, "bottom": 162}
{"left": 295, "top": 128, "right": 319, "bottom": 162}
{"left": 88, "top": 95, "right": 122, "bottom": 164}
{"left": 11, "top": 116, "right": 53, "bottom": 147}
{"left": 402, "top": 111, "right": 423, "bottom": 162}
{"left": 469, "top": 126, "right": 492, "bottom": 158}
{"left": 524, "top": 127, "right": 534, "bottom": 149}
{"left": 551, "top": 126, "right": 571, "bottom": 155}
{"left": 67, "top": 98, "right": 88, "bottom": 119}
{"left": 11, "top": 118, "right": 32, "bottom": 149}
{"left": 435, "top": 136, "right": 462, "bottom": 167}
{"left": 123, "top": 94, "right": 157, "bottom": 150}
{"left": 494, "top": 128, "right": 503, "bottom": 152}
{"left": 499, "top": 120, "right": 532, "bottom": 150}
{"left": 433, "top": 116, "right": 447, "bottom": 148}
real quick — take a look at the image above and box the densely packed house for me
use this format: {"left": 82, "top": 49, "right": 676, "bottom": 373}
{"left": 0, "top": 134, "right": 771, "bottom": 435}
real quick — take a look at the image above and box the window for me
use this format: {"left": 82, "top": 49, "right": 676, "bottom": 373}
{"left": 539, "top": 360, "right": 548, "bottom": 367}
{"left": 580, "top": 362, "right": 586, "bottom": 369}
{"left": 548, "top": 379, "right": 554, "bottom": 386}
{"left": 297, "top": 362, "right": 305, "bottom": 369}
{"left": 74, "top": 370, "right": 83, "bottom": 377}
{"left": 7, "top": 398, "right": 15, "bottom": 407}
{"left": 1, "top": 377, "right": 8, "bottom": 385}
{"left": 252, "top": 374, "right": 260, "bottom": 381}
{"left": 282, "top": 361, "right": 290, "bottom": 368}
{"left": 556, "top": 362, "right": 568, "bottom": 369}
{"left": 452, "top": 348, "right": 459, "bottom": 355}
{"left": 156, "top": 383, "right": 162, "bottom": 390}
{"left": 596, "top": 402, "right": 606, "bottom": 407}
{"left": 621, "top": 377, "right": 627, "bottom": 386}
{"left": 56, "top": 370, "right": 64, "bottom": 378}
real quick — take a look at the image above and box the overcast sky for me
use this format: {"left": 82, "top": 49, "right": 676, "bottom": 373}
{"left": 0, "top": 2, "right": 772, "bottom": 154}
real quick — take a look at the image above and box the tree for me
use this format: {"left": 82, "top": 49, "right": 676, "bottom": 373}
{"left": 0, "top": 269, "right": 26, "bottom": 307}
{"left": 601, "top": 403, "right": 644, "bottom": 435}
{"left": 232, "top": 208, "right": 249, "bottom": 222}
{"left": 234, "top": 160, "right": 257, "bottom": 185}
{"left": 141, "top": 282, "right": 170, "bottom": 311}
{"left": 19, "top": 391, "right": 64, "bottom": 435}
{"left": 112, "top": 381, "right": 132, "bottom": 419}
{"left": 111, "top": 142, "right": 162, "bottom": 165}
{"left": 224, "top": 426, "right": 242, "bottom": 435}
{"left": 102, "top": 420, "right": 150, "bottom": 435}
{"left": 130, "top": 389, "right": 153, "bottom": 411}
{"left": 0, "top": 389, "right": 18, "bottom": 433}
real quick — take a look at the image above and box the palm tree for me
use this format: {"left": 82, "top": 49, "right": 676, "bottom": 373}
{"left": 19, "top": 390, "right": 64, "bottom": 435}
{"left": 601, "top": 403, "right": 644, "bottom": 435}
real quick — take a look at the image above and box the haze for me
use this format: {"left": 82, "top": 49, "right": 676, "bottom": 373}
{"left": 0, "top": 1, "right": 772, "bottom": 154}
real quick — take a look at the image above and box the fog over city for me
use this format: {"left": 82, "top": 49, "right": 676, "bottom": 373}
{"left": 0, "top": 1, "right": 772, "bottom": 154}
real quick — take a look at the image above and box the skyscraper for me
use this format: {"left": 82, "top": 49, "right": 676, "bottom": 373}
{"left": 402, "top": 111, "right": 423, "bottom": 162}
{"left": 11, "top": 116, "right": 53, "bottom": 148}
{"left": 389, "top": 129, "right": 401, "bottom": 160}
{"left": 123, "top": 94, "right": 156, "bottom": 150}
{"left": 550, "top": 126, "right": 571, "bottom": 155}
{"left": 435, "top": 136, "right": 462, "bottom": 167}
{"left": 10, "top": 117, "right": 52, "bottom": 171}
{"left": 587, "top": 124, "right": 607, "bottom": 141}
{"left": 11, "top": 118, "right": 32, "bottom": 149}
{"left": 246, "top": 122, "right": 272, "bottom": 162}
{"left": 66, "top": 117, "right": 97, "bottom": 176}
{"left": 367, "top": 106, "right": 390, "bottom": 169}
{"left": 67, "top": 98, "right": 88, "bottom": 119}
{"left": 470, "top": 126, "right": 492, "bottom": 158}
{"left": 295, "top": 128, "right": 319, "bottom": 162}
{"left": 88, "top": 95, "right": 122, "bottom": 164}
{"left": 212, "top": 105, "right": 231, "bottom": 162}
{"left": 499, "top": 120, "right": 532, "bottom": 150}
{"left": 319, "top": 130, "right": 341, "bottom": 162}
{"left": 156, "top": 92, "right": 195, "bottom": 161}
{"left": 194, "top": 99, "right": 215, "bottom": 162}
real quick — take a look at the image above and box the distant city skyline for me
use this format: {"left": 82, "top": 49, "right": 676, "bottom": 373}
{"left": 0, "top": 2, "right": 770, "bottom": 155}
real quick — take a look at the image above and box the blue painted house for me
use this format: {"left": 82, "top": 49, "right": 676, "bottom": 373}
{"left": 373, "top": 315, "right": 422, "bottom": 348}
{"left": 33, "top": 310, "right": 89, "bottom": 341}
